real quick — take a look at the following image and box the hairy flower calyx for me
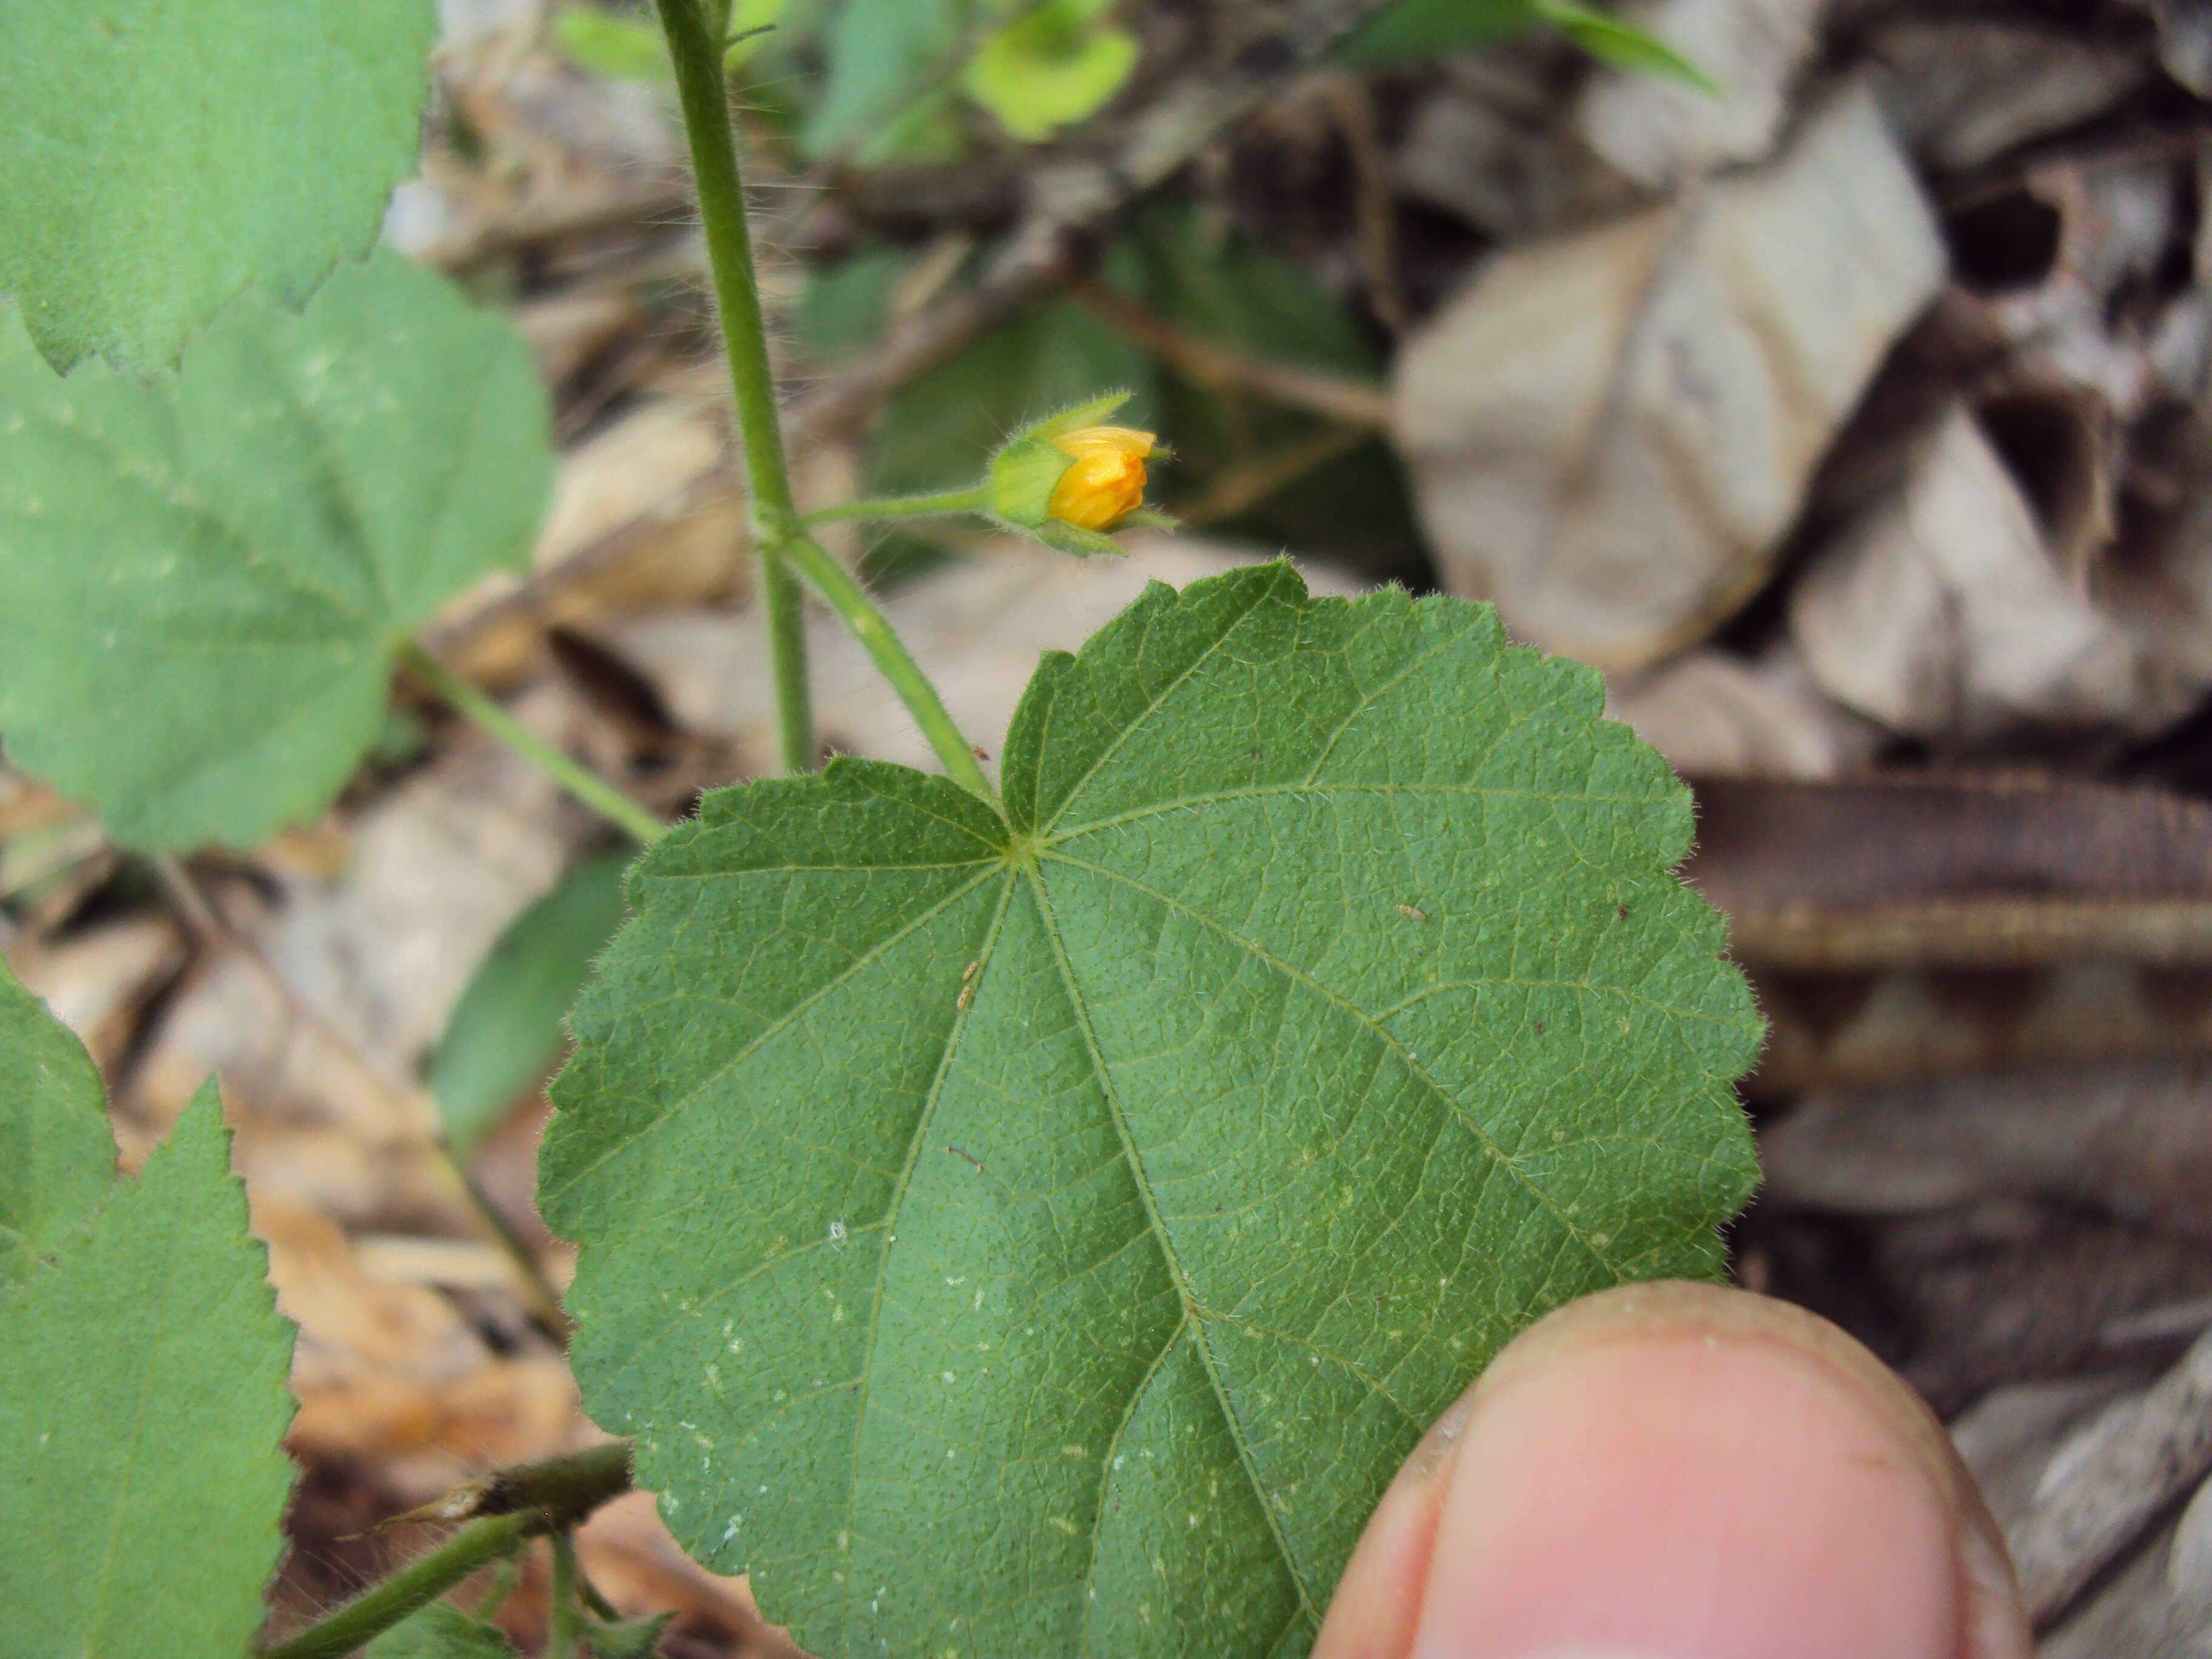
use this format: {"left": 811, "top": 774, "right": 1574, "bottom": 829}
{"left": 984, "top": 391, "right": 1173, "bottom": 558}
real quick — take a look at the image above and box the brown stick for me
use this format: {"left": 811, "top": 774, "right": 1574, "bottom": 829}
{"left": 1070, "top": 276, "right": 1392, "bottom": 431}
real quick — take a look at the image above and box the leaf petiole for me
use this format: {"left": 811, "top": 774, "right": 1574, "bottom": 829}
{"left": 773, "top": 535, "right": 996, "bottom": 800}
{"left": 400, "top": 643, "right": 667, "bottom": 845}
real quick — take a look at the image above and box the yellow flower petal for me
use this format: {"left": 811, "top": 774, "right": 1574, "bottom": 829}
{"left": 1047, "top": 425, "right": 1156, "bottom": 532}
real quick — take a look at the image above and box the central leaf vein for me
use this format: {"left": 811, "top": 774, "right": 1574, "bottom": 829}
{"left": 840, "top": 870, "right": 1021, "bottom": 1597}
{"left": 1021, "top": 863, "right": 1324, "bottom": 1625}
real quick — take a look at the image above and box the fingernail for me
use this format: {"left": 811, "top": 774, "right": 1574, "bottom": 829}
{"left": 1406, "top": 1282, "right": 2030, "bottom": 1659}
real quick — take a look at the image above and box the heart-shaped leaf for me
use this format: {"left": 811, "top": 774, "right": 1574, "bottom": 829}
{"left": 0, "top": 250, "right": 552, "bottom": 851}
{"left": 541, "top": 563, "right": 1760, "bottom": 1658}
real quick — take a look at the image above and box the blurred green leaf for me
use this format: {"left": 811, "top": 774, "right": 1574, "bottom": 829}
{"left": 962, "top": 0, "right": 1138, "bottom": 142}
{"left": 873, "top": 301, "right": 1151, "bottom": 497}
{"left": 874, "top": 302, "right": 1150, "bottom": 580}
{"left": 555, "top": 8, "right": 673, "bottom": 79}
{"left": 555, "top": 0, "right": 793, "bottom": 80}
{"left": 366, "top": 1601, "right": 521, "bottom": 1658}
{"left": 804, "top": 0, "right": 976, "bottom": 160}
{"left": 802, "top": 247, "right": 1153, "bottom": 580}
{"left": 586, "top": 1612, "right": 675, "bottom": 1658}
{"left": 1334, "top": 0, "right": 1712, "bottom": 87}
{"left": 0, "top": 1, "right": 437, "bottom": 374}
{"left": 1532, "top": 0, "right": 1719, "bottom": 90}
{"left": 0, "top": 251, "right": 552, "bottom": 851}
{"left": 1333, "top": 0, "right": 1535, "bottom": 66}
{"left": 799, "top": 248, "right": 917, "bottom": 360}
{"left": 0, "top": 953, "right": 112, "bottom": 1287}
{"left": 0, "top": 1079, "right": 297, "bottom": 1655}
{"left": 725, "top": 0, "right": 798, "bottom": 65}
{"left": 1111, "top": 205, "right": 1376, "bottom": 378}
{"left": 429, "top": 852, "right": 633, "bottom": 1158}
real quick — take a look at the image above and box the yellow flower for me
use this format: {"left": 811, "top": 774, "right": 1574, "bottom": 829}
{"left": 1046, "top": 426, "right": 1156, "bottom": 531}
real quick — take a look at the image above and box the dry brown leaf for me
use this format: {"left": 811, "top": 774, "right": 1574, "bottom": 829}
{"left": 1950, "top": 150, "right": 2199, "bottom": 421}
{"left": 1395, "top": 83, "right": 1943, "bottom": 670}
{"left": 1789, "top": 404, "right": 2147, "bottom": 741}
{"left": 2106, "top": 410, "right": 2212, "bottom": 718}
{"left": 1762, "top": 1059, "right": 2212, "bottom": 1237}
{"left": 1871, "top": 22, "right": 2151, "bottom": 173}
{"left": 2, "top": 917, "right": 182, "bottom": 1073}
{"left": 1395, "top": 55, "right": 1635, "bottom": 241}
{"left": 1576, "top": 0, "right": 1826, "bottom": 189}
{"left": 2008, "top": 1322, "right": 2212, "bottom": 1624}
{"left": 1603, "top": 643, "right": 1882, "bottom": 779}
{"left": 442, "top": 397, "right": 748, "bottom": 686}
{"left": 2171, "top": 1471, "right": 2212, "bottom": 1624}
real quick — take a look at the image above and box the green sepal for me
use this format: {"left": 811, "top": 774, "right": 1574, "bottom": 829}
{"left": 985, "top": 389, "right": 1143, "bottom": 526}
{"left": 1025, "top": 389, "right": 1134, "bottom": 440}
{"left": 1031, "top": 517, "right": 1131, "bottom": 558}
{"left": 1118, "top": 506, "right": 1180, "bottom": 532}
{"left": 986, "top": 433, "right": 1078, "bottom": 528}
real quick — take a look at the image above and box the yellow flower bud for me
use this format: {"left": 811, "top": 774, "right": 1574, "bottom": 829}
{"left": 1045, "top": 426, "right": 1156, "bottom": 532}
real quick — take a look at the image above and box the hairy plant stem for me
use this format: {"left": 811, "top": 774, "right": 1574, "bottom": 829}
{"left": 260, "top": 1512, "right": 535, "bottom": 1659}
{"left": 401, "top": 643, "right": 666, "bottom": 845}
{"left": 799, "top": 486, "right": 991, "bottom": 528}
{"left": 260, "top": 1444, "right": 634, "bottom": 1659}
{"left": 546, "top": 1532, "right": 585, "bottom": 1659}
{"left": 775, "top": 534, "right": 994, "bottom": 799}
{"left": 652, "top": 0, "right": 813, "bottom": 774}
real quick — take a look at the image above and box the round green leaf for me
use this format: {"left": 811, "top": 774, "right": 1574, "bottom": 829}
{"left": 0, "top": 1, "right": 438, "bottom": 375}
{"left": 962, "top": 0, "right": 1139, "bottom": 142}
{"left": 0, "top": 250, "right": 554, "bottom": 851}
{"left": 541, "top": 565, "right": 1760, "bottom": 1658}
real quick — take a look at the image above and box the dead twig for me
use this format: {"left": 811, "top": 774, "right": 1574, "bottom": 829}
{"left": 1070, "top": 275, "right": 1393, "bottom": 431}
{"left": 1315, "top": 72, "right": 1407, "bottom": 333}
{"left": 1724, "top": 897, "right": 2212, "bottom": 970}
{"left": 1172, "top": 424, "right": 1373, "bottom": 525}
